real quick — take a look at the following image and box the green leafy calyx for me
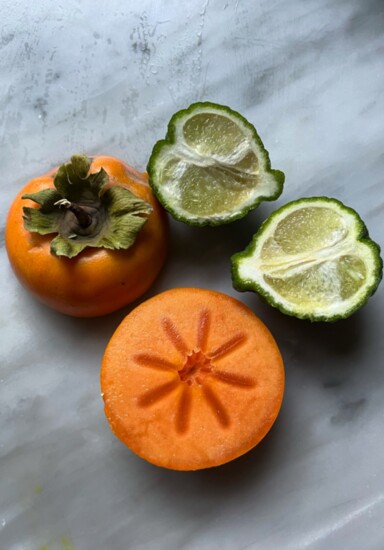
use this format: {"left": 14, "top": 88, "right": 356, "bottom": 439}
{"left": 22, "top": 155, "right": 152, "bottom": 258}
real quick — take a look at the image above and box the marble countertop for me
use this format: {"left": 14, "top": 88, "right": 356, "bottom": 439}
{"left": 1, "top": 1, "right": 383, "bottom": 549}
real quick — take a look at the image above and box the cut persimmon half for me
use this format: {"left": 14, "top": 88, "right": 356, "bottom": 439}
{"left": 100, "top": 288, "right": 285, "bottom": 470}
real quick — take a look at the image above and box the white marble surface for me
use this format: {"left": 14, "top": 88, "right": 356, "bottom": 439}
{"left": 1, "top": 1, "right": 384, "bottom": 549}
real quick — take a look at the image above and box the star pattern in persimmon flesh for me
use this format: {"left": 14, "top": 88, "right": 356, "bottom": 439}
{"left": 133, "top": 308, "right": 255, "bottom": 434}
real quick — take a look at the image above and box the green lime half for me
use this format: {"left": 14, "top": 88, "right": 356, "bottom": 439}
{"left": 147, "top": 102, "right": 284, "bottom": 226}
{"left": 231, "top": 197, "right": 382, "bottom": 321}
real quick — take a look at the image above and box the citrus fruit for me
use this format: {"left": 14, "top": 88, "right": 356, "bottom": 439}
{"left": 101, "top": 288, "right": 284, "bottom": 470}
{"left": 231, "top": 197, "right": 382, "bottom": 321}
{"left": 147, "top": 102, "right": 284, "bottom": 226}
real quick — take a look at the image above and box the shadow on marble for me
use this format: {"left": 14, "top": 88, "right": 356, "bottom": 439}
{"left": 107, "top": 415, "right": 286, "bottom": 514}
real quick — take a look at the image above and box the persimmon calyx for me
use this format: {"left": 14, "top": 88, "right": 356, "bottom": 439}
{"left": 22, "top": 155, "right": 153, "bottom": 258}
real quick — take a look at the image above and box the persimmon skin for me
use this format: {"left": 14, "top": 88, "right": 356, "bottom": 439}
{"left": 5, "top": 156, "right": 168, "bottom": 317}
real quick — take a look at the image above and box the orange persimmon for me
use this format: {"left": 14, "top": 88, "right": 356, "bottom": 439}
{"left": 101, "top": 288, "right": 285, "bottom": 470}
{"left": 5, "top": 155, "right": 168, "bottom": 317}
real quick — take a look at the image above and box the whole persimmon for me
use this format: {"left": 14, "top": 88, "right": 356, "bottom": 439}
{"left": 5, "top": 155, "right": 168, "bottom": 317}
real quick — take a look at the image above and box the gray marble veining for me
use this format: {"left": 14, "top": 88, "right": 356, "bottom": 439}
{"left": 1, "top": 1, "right": 383, "bottom": 549}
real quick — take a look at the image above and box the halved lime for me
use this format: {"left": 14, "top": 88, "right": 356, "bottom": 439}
{"left": 231, "top": 197, "right": 382, "bottom": 321}
{"left": 147, "top": 102, "right": 284, "bottom": 226}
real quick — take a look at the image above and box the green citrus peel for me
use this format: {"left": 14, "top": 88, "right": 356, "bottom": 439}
{"left": 231, "top": 197, "right": 382, "bottom": 321}
{"left": 147, "top": 102, "right": 284, "bottom": 226}
{"left": 22, "top": 154, "right": 152, "bottom": 258}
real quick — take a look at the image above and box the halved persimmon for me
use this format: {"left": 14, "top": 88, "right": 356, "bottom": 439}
{"left": 101, "top": 288, "right": 285, "bottom": 470}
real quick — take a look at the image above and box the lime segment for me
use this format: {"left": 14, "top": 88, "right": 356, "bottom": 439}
{"left": 147, "top": 102, "right": 284, "bottom": 226}
{"left": 177, "top": 165, "right": 253, "bottom": 216}
{"left": 231, "top": 197, "right": 382, "bottom": 321}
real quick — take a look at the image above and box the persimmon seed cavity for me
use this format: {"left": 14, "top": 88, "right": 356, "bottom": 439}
{"left": 178, "top": 349, "right": 212, "bottom": 386}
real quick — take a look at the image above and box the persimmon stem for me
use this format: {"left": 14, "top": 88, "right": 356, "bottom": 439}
{"left": 54, "top": 198, "right": 93, "bottom": 229}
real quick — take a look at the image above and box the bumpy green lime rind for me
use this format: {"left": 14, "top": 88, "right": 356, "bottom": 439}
{"left": 147, "top": 102, "right": 284, "bottom": 226}
{"left": 231, "top": 197, "right": 383, "bottom": 322}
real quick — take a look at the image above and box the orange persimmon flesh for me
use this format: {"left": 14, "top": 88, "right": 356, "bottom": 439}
{"left": 101, "top": 288, "right": 284, "bottom": 470}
